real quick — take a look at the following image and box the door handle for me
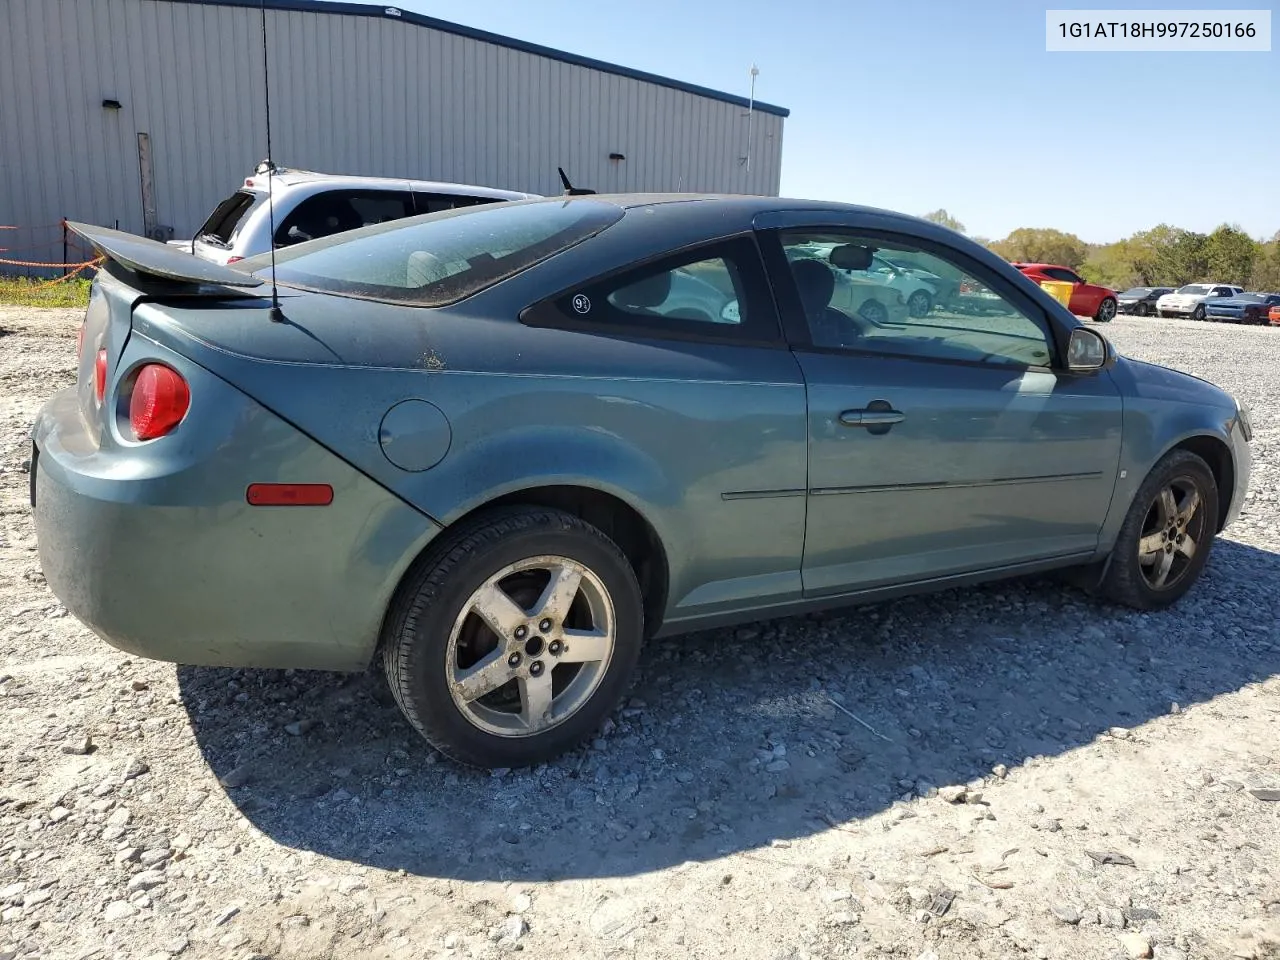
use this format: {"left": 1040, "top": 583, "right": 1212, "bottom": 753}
{"left": 839, "top": 400, "right": 905, "bottom": 429}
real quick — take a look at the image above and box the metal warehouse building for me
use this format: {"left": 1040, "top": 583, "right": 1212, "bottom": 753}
{"left": 0, "top": 0, "right": 788, "bottom": 266}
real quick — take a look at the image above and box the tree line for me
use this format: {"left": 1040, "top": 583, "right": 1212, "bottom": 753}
{"left": 920, "top": 209, "right": 1280, "bottom": 292}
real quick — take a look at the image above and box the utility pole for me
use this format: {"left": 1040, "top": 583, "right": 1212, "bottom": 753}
{"left": 745, "top": 64, "right": 759, "bottom": 179}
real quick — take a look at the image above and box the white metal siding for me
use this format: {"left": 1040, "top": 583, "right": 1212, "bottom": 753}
{"left": 0, "top": 0, "right": 785, "bottom": 269}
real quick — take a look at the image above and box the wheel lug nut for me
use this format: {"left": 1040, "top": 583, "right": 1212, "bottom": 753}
{"left": 507, "top": 652, "right": 522, "bottom": 668}
{"left": 548, "top": 640, "right": 563, "bottom": 656}
{"left": 529, "top": 660, "right": 545, "bottom": 677}
{"left": 539, "top": 618, "right": 553, "bottom": 633}
{"left": 514, "top": 625, "right": 528, "bottom": 641}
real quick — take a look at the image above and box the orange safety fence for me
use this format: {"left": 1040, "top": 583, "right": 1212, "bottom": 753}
{"left": 15, "top": 258, "right": 105, "bottom": 289}
{"left": 0, "top": 255, "right": 101, "bottom": 269}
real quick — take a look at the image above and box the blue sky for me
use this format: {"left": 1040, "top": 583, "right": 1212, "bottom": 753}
{"left": 372, "top": 0, "right": 1277, "bottom": 243}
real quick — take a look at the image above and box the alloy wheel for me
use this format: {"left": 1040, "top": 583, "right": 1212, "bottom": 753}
{"left": 446, "top": 556, "right": 615, "bottom": 737}
{"left": 1137, "top": 476, "right": 1208, "bottom": 591}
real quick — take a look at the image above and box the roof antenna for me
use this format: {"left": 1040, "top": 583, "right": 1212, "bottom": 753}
{"left": 259, "top": 0, "right": 283, "bottom": 321}
{"left": 557, "top": 166, "right": 596, "bottom": 196}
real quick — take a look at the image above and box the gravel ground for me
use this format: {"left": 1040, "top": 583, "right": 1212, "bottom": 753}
{"left": 1, "top": 307, "right": 1278, "bottom": 960}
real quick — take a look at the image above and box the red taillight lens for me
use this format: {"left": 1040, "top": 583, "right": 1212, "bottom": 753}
{"left": 128, "top": 364, "right": 190, "bottom": 440}
{"left": 94, "top": 348, "right": 107, "bottom": 403}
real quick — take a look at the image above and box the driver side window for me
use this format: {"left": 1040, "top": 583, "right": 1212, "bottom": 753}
{"left": 779, "top": 230, "right": 1054, "bottom": 368}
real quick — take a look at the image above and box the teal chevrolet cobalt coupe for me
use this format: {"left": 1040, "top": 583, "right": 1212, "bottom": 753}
{"left": 31, "top": 195, "right": 1253, "bottom": 767}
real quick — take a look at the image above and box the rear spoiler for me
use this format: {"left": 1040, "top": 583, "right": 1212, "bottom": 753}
{"left": 67, "top": 221, "right": 264, "bottom": 289}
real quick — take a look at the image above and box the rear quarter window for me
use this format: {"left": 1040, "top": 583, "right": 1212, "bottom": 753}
{"left": 263, "top": 199, "right": 623, "bottom": 306}
{"left": 197, "top": 190, "right": 260, "bottom": 245}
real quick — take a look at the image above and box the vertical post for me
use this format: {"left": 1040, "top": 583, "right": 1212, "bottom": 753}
{"left": 62, "top": 219, "right": 69, "bottom": 277}
{"left": 745, "top": 65, "right": 759, "bottom": 191}
{"left": 137, "top": 132, "right": 157, "bottom": 239}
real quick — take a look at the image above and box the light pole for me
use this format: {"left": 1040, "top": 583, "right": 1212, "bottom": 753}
{"left": 745, "top": 64, "right": 759, "bottom": 181}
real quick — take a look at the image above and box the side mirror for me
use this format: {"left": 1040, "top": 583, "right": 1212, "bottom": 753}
{"left": 1066, "top": 327, "right": 1107, "bottom": 371}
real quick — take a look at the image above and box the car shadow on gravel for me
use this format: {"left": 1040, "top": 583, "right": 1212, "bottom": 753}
{"left": 177, "top": 539, "right": 1280, "bottom": 882}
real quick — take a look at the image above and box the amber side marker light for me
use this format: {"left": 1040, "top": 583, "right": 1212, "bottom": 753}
{"left": 246, "top": 483, "right": 334, "bottom": 506}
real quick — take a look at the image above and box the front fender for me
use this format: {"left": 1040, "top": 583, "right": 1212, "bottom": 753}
{"left": 1101, "top": 395, "right": 1242, "bottom": 550}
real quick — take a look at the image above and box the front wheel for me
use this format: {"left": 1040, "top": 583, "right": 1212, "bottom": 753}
{"left": 858, "top": 299, "right": 890, "bottom": 325}
{"left": 906, "top": 289, "right": 933, "bottom": 318}
{"left": 381, "top": 507, "right": 644, "bottom": 768}
{"left": 1100, "top": 449, "right": 1218, "bottom": 610}
{"left": 1094, "top": 297, "right": 1117, "bottom": 323}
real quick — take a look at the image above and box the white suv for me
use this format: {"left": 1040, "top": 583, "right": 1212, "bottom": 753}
{"left": 1155, "top": 283, "right": 1244, "bottom": 320}
{"left": 178, "top": 164, "right": 538, "bottom": 265}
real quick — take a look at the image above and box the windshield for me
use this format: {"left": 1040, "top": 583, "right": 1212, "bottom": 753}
{"left": 1176, "top": 284, "right": 1212, "bottom": 295}
{"left": 260, "top": 199, "right": 624, "bottom": 306}
{"left": 1121, "top": 287, "right": 1150, "bottom": 296}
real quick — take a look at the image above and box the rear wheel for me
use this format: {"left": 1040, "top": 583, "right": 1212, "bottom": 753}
{"left": 382, "top": 507, "right": 644, "bottom": 768}
{"left": 1100, "top": 450, "right": 1217, "bottom": 610}
{"left": 1094, "top": 297, "right": 1117, "bottom": 323}
{"left": 1192, "top": 304, "right": 1206, "bottom": 321}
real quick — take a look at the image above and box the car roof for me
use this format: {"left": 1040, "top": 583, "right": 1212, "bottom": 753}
{"left": 244, "top": 166, "right": 536, "bottom": 199}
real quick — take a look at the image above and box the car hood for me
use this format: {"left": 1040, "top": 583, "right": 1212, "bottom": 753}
{"left": 1157, "top": 293, "right": 1205, "bottom": 304}
{"left": 1112, "top": 354, "right": 1236, "bottom": 413}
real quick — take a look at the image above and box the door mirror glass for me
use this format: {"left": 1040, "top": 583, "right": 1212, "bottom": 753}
{"left": 1066, "top": 327, "right": 1107, "bottom": 371}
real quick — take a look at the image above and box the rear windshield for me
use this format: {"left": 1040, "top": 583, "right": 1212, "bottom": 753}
{"left": 261, "top": 199, "right": 623, "bottom": 306}
{"left": 197, "top": 190, "right": 260, "bottom": 246}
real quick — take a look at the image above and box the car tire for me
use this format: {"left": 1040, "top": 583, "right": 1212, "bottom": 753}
{"left": 1192, "top": 304, "right": 1206, "bottom": 321}
{"left": 858, "top": 299, "right": 890, "bottom": 325}
{"left": 1137, "top": 303, "right": 1150, "bottom": 317}
{"left": 1099, "top": 449, "right": 1218, "bottom": 611}
{"left": 906, "top": 289, "right": 933, "bottom": 318}
{"left": 381, "top": 506, "right": 645, "bottom": 768}
{"left": 1094, "top": 297, "right": 1117, "bottom": 323}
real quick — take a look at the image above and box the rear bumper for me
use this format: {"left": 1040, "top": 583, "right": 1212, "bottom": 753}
{"left": 31, "top": 362, "right": 440, "bottom": 672}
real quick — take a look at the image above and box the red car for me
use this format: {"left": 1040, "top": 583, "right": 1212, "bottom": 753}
{"left": 1011, "top": 263, "right": 1118, "bottom": 323}
{"left": 1270, "top": 304, "right": 1280, "bottom": 326}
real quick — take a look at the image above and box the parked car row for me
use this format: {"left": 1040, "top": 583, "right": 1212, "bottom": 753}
{"left": 1114, "top": 283, "right": 1280, "bottom": 325}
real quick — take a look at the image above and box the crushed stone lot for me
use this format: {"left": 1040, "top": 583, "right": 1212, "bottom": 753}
{"left": 1, "top": 306, "right": 1278, "bottom": 960}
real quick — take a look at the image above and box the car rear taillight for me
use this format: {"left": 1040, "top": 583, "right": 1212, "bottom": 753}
{"left": 94, "top": 348, "right": 107, "bottom": 403}
{"left": 129, "top": 364, "right": 190, "bottom": 440}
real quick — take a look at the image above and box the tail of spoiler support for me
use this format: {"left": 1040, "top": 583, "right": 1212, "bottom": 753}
{"left": 67, "top": 221, "right": 265, "bottom": 293}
